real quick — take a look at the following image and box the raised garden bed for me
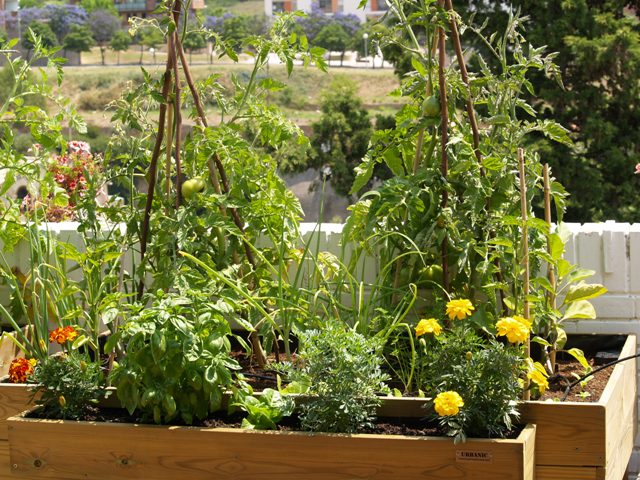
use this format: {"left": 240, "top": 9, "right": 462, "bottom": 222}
{"left": 6, "top": 397, "right": 535, "bottom": 480}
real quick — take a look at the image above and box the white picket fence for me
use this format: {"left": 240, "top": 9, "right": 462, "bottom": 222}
{"left": 2, "top": 221, "right": 640, "bottom": 476}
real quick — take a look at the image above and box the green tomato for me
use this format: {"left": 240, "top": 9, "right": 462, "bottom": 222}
{"left": 181, "top": 177, "right": 206, "bottom": 199}
{"left": 419, "top": 264, "right": 443, "bottom": 284}
{"left": 422, "top": 95, "right": 441, "bottom": 118}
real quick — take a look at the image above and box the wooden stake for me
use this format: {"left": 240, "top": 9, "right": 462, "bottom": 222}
{"left": 437, "top": 0, "right": 450, "bottom": 295}
{"left": 444, "top": 0, "right": 482, "bottom": 170}
{"left": 518, "top": 148, "right": 530, "bottom": 400}
{"left": 543, "top": 163, "right": 557, "bottom": 372}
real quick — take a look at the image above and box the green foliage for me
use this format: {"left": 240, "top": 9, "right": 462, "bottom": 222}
{"left": 0, "top": 63, "right": 45, "bottom": 110}
{"left": 109, "top": 30, "right": 132, "bottom": 54}
{"left": 22, "top": 23, "right": 58, "bottom": 52}
{"left": 63, "top": 24, "right": 95, "bottom": 54}
{"left": 454, "top": 1, "right": 640, "bottom": 222}
{"left": 313, "top": 24, "right": 350, "bottom": 66}
{"left": 234, "top": 388, "right": 294, "bottom": 429}
{"left": 109, "top": 292, "right": 247, "bottom": 425}
{"left": 531, "top": 225, "right": 607, "bottom": 373}
{"left": 279, "top": 322, "right": 389, "bottom": 433}
{"left": 344, "top": 6, "right": 568, "bottom": 326}
{"left": 310, "top": 79, "right": 372, "bottom": 196}
{"left": 80, "top": 0, "right": 117, "bottom": 13}
{"left": 183, "top": 30, "right": 207, "bottom": 52}
{"left": 31, "top": 353, "right": 105, "bottom": 420}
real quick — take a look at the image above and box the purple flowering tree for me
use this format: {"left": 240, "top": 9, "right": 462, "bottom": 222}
{"left": 295, "top": 4, "right": 360, "bottom": 43}
{"left": 88, "top": 9, "right": 121, "bottom": 65}
{"left": 42, "top": 4, "right": 88, "bottom": 41}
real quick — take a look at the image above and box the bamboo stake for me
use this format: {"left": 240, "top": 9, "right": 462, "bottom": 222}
{"left": 137, "top": 50, "right": 175, "bottom": 299}
{"left": 518, "top": 148, "right": 530, "bottom": 400}
{"left": 543, "top": 163, "right": 557, "bottom": 372}
{"left": 437, "top": 0, "right": 450, "bottom": 296}
{"left": 171, "top": 31, "right": 183, "bottom": 209}
{"left": 444, "top": 0, "right": 482, "bottom": 169}
{"left": 164, "top": 101, "right": 174, "bottom": 199}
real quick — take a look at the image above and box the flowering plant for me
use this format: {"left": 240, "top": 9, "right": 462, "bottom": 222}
{"left": 406, "top": 299, "right": 535, "bottom": 441}
{"left": 21, "top": 141, "right": 105, "bottom": 222}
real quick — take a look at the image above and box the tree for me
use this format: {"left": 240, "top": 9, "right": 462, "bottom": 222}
{"left": 21, "top": 23, "right": 57, "bottom": 59}
{"left": 310, "top": 79, "right": 372, "bottom": 196}
{"left": 109, "top": 30, "right": 131, "bottom": 65}
{"left": 450, "top": 2, "right": 640, "bottom": 222}
{"left": 295, "top": 5, "right": 360, "bottom": 44}
{"left": 313, "top": 23, "right": 350, "bottom": 66}
{"left": 183, "top": 30, "right": 206, "bottom": 63}
{"left": 43, "top": 4, "right": 88, "bottom": 42}
{"left": 88, "top": 9, "right": 120, "bottom": 65}
{"left": 63, "top": 24, "right": 95, "bottom": 63}
{"left": 138, "top": 27, "right": 164, "bottom": 64}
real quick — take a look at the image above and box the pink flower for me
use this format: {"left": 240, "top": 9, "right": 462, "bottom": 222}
{"left": 635, "top": 163, "right": 640, "bottom": 175}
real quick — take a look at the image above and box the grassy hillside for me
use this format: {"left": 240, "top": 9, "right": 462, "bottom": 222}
{"left": 60, "top": 60, "right": 402, "bottom": 128}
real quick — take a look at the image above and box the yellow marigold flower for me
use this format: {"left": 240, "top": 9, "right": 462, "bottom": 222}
{"left": 446, "top": 299, "right": 474, "bottom": 321}
{"left": 434, "top": 391, "right": 464, "bottom": 417}
{"left": 512, "top": 315, "right": 532, "bottom": 330}
{"left": 527, "top": 368, "right": 549, "bottom": 394}
{"left": 496, "top": 316, "right": 531, "bottom": 343}
{"left": 415, "top": 318, "right": 443, "bottom": 337}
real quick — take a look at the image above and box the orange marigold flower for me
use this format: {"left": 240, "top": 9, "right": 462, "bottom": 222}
{"left": 49, "top": 326, "right": 79, "bottom": 345}
{"left": 8, "top": 358, "right": 36, "bottom": 384}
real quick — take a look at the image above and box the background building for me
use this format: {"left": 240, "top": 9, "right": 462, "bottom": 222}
{"left": 264, "top": 0, "right": 388, "bottom": 22}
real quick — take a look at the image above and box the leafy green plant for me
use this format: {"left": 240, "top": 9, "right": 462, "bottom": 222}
{"left": 532, "top": 224, "right": 607, "bottom": 374}
{"left": 0, "top": 225, "right": 81, "bottom": 362}
{"left": 234, "top": 388, "right": 294, "bottom": 430}
{"left": 344, "top": 3, "right": 569, "bottom": 330}
{"left": 277, "top": 321, "right": 390, "bottom": 433}
{"left": 108, "top": 291, "right": 248, "bottom": 425}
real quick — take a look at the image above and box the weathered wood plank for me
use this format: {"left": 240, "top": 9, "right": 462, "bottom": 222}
{"left": 7, "top": 416, "right": 535, "bottom": 480}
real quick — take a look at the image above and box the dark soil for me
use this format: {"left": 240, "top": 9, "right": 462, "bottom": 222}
{"left": 539, "top": 355, "right": 613, "bottom": 402}
{"left": 29, "top": 405, "right": 520, "bottom": 438}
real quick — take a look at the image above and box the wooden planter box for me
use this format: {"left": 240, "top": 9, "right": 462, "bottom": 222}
{"left": 6, "top": 398, "right": 536, "bottom": 480}
{"left": 520, "top": 334, "right": 637, "bottom": 480}
{"left": 377, "top": 334, "right": 638, "bottom": 480}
